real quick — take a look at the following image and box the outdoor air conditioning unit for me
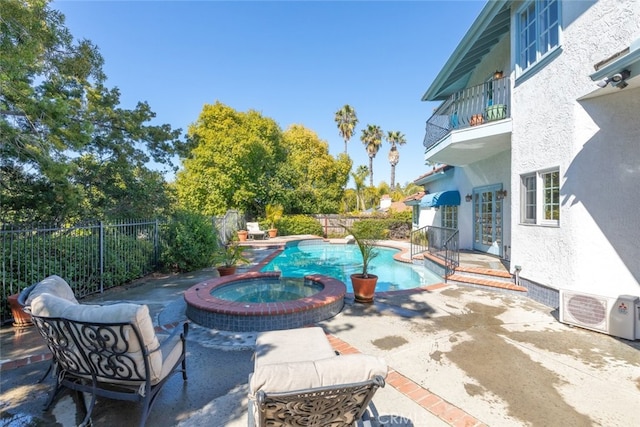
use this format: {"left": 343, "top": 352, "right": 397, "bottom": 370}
{"left": 559, "top": 290, "right": 639, "bottom": 341}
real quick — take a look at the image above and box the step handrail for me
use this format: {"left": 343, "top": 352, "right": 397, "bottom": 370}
{"left": 410, "top": 226, "right": 460, "bottom": 281}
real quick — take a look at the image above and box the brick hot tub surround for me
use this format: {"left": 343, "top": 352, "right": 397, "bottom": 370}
{"left": 184, "top": 271, "right": 346, "bottom": 331}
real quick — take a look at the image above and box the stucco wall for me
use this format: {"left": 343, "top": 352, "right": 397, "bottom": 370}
{"left": 416, "top": 153, "right": 511, "bottom": 254}
{"left": 509, "top": 0, "right": 640, "bottom": 296}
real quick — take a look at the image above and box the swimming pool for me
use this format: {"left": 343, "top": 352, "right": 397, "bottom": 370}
{"left": 261, "top": 241, "right": 443, "bottom": 292}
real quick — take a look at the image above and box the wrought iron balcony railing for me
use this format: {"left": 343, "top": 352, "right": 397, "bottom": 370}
{"left": 423, "top": 76, "right": 511, "bottom": 151}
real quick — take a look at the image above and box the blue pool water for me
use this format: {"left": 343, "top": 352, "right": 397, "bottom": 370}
{"left": 210, "top": 277, "right": 322, "bottom": 303}
{"left": 261, "top": 242, "right": 443, "bottom": 292}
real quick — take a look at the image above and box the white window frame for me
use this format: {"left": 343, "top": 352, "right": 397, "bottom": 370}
{"left": 516, "top": 0, "right": 561, "bottom": 76}
{"left": 412, "top": 205, "right": 420, "bottom": 228}
{"left": 441, "top": 205, "right": 458, "bottom": 229}
{"left": 520, "top": 168, "right": 560, "bottom": 226}
{"left": 521, "top": 173, "right": 537, "bottom": 224}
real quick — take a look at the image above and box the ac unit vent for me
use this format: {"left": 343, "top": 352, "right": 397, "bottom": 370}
{"left": 559, "top": 290, "right": 609, "bottom": 334}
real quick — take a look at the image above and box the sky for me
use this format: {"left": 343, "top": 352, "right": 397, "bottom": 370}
{"left": 52, "top": 0, "right": 486, "bottom": 189}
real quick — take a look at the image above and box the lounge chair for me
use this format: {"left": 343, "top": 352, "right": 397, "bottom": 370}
{"left": 246, "top": 222, "right": 267, "bottom": 240}
{"left": 248, "top": 327, "right": 387, "bottom": 426}
{"left": 19, "top": 275, "right": 188, "bottom": 427}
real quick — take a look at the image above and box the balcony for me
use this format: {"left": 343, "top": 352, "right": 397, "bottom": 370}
{"left": 423, "top": 76, "right": 512, "bottom": 166}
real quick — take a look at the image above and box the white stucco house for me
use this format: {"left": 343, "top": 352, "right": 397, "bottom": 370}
{"left": 413, "top": 0, "right": 640, "bottom": 315}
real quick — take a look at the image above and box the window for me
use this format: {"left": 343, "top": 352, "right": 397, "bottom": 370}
{"left": 441, "top": 205, "right": 458, "bottom": 229}
{"left": 517, "top": 0, "right": 560, "bottom": 74}
{"left": 543, "top": 170, "right": 560, "bottom": 223}
{"left": 522, "top": 174, "right": 537, "bottom": 223}
{"left": 520, "top": 168, "right": 560, "bottom": 226}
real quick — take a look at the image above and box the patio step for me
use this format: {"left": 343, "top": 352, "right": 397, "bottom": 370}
{"left": 417, "top": 252, "right": 526, "bottom": 293}
{"left": 446, "top": 273, "right": 526, "bottom": 293}
{"left": 453, "top": 265, "right": 513, "bottom": 283}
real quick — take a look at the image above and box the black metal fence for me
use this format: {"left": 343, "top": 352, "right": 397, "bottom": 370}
{"left": 1, "top": 220, "right": 159, "bottom": 322}
{"left": 0, "top": 211, "right": 245, "bottom": 324}
{"left": 411, "top": 225, "right": 460, "bottom": 279}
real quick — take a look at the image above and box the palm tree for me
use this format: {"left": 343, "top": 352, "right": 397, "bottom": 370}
{"left": 351, "top": 165, "right": 368, "bottom": 211}
{"left": 360, "top": 124, "right": 383, "bottom": 187}
{"left": 385, "top": 131, "right": 407, "bottom": 191}
{"left": 334, "top": 105, "right": 358, "bottom": 155}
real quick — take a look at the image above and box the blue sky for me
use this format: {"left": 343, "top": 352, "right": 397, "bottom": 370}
{"left": 52, "top": 0, "right": 485, "bottom": 188}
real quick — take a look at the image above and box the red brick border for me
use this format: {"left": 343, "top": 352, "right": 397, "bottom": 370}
{"left": 326, "top": 333, "right": 486, "bottom": 427}
{"left": 184, "top": 271, "right": 346, "bottom": 316}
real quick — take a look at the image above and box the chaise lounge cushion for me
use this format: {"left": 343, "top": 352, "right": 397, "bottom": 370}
{"left": 29, "top": 293, "right": 174, "bottom": 385}
{"left": 25, "top": 275, "right": 79, "bottom": 306}
{"left": 249, "top": 353, "right": 388, "bottom": 395}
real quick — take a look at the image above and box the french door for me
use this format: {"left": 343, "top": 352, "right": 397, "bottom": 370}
{"left": 472, "top": 185, "right": 503, "bottom": 256}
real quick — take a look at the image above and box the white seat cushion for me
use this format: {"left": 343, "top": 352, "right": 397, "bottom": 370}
{"left": 249, "top": 353, "right": 387, "bottom": 395}
{"left": 254, "top": 327, "right": 335, "bottom": 367}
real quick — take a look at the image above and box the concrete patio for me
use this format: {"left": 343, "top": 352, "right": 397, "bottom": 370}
{"left": 1, "top": 243, "right": 639, "bottom": 426}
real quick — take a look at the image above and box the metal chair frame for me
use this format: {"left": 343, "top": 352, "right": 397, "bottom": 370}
{"left": 252, "top": 375, "right": 385, "bottom": 427}
{"left": 28, "top": 311, "right": 188, "bottom": 427}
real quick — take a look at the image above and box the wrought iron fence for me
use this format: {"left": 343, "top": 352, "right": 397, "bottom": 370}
{"left": 411, "top": 225, "right": 459, "bottom": 280}
{"left": 1, "top": 211, "right": 245, "bottom": 323}
{"left": 1, "top": 220, "right": 159, "bottom": 322}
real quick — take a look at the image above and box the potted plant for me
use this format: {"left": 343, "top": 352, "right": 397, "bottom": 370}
{"left": 265, "top": 203, "right": 283, "bottom": 238}
{"left": 343, "top": 225, "right": 380, "bottom": 303}
{"left": 213, "top": 241, "right": 249, "bottom": 276}
{"left": 237, "top": 229, "right": 248, "bottom": 242}
{"left": 7, "top": 292, "right": 32, "bottom": 327}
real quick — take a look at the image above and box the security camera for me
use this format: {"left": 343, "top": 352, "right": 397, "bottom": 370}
{"left": 596, "top": 69, "right": 631, "bottom": 88}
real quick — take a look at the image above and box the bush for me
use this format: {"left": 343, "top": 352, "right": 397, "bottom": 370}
{"left": 160, "top": 211, "right": 218, "bottom": 272}
{"left": 277, "top": 215, "right": 323, "bottom": 236}
{"left": 350, "top": 216, "right": 411, "bottom": 241}
{"left": 351, "top": 219, "right": 389, "bottom": 240}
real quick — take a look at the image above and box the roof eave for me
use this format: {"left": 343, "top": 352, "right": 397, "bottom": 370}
{"left": 421, "top": 0, "right": 510, "bottom": 102}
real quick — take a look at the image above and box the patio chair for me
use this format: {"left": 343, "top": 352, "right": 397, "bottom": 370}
{"left": 246, "top": 222, "right": 267, "bottom": 240}
{"left": 20, "top": 276, "right": 188, "bottom": 427}
{"left": 248, "top": 327, "right": 387, "bottom": 426}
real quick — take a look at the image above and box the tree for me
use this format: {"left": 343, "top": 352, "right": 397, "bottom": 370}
{"left": 279, "top": 125, "right": 351, "bottom": 214}
{"left": 360, "top": 124, "right": 383, "bottom": 187}
{"left": 176, "top": 102, "right": 286, "bottom": 217}
{"left": 0, "top": 0, "right": 183, "bottom": 223}
{"left": 334, "top": 104, "right": 358, "bottom": 155}
{"left": 350, "top": 165, "right": 368, "bottom": 212}
{"left": 385, "top": 131, "right": 407, "bottom": 191}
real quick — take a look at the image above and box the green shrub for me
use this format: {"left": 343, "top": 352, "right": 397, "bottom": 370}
{"left": 350, "top": 216, "right": 411, "bottom": 240}
{"left": 388, "top": 210, "right": 412, "bottom": 222}
{"left": 351, "top": 219, "right": 388, "bottom": 240}
{"left": 277, "top": 215, "right": 323, "bottom": 236}
{"left": 160, "top": 211, "right": 217, "bottom": 272}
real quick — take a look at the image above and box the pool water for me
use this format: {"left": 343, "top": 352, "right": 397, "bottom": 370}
{"left": 210, "top": 277, "right": 322, "bottom": 303}
{"left": 261, "top": 242, "right": 443, "bottom": 292}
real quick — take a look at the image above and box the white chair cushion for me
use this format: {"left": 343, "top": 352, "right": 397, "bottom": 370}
{"left": 30, "top": 293, "right": 164, "bottom": 383}
{"left": 249, "top": 353, "right": 387, "bottom": 395}
{"left": 26, "top": 275, "right": 79, "bottom": 305}
{"left": 254, "top": 327, "right": 335, "bottom": 367}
